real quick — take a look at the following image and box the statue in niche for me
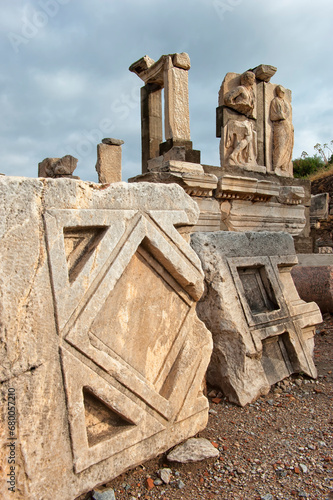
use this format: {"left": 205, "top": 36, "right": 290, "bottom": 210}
{"left": 270, "top": 85, "right": 294, "bottom": 174}
{"left": 223, "top": 71, "right": 258, "bottom": 166}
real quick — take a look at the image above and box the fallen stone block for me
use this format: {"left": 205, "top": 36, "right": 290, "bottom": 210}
{"left": 292, "top": 255, "right": 333, "bottom": 313}
{"left": 0, "top": 177, "right": 212, "bottom": 500}
{"left": 191, "top": 231, "right": 322, "bottom": 406}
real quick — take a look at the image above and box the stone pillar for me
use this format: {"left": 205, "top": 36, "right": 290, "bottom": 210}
{"left": 95, "top": 138, "right": 123, "bottom": 184}
{"left": 163, "top": 54, "right": 191, "bottom": 141}
{"left": 130, "top": 52, "right": 200, "bottom": 170}
{"left": 141, "top": 83, "right": 163, "bottom": 173}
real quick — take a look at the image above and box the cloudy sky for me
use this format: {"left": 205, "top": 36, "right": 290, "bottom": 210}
{"left": 1, "top": 0, "right": 332, "bottom": 182}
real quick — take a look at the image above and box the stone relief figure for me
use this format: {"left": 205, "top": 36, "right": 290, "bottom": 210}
{"left": 225, "top": 119, "right": 257, "bottom": 166}
{"left": 223, "top": 71, "right": 258, "bottom": 166}
{"left": 270, "top": 85, "right": 294, "bottom": 174}
{"left": 224, "top": 71, "right": 256, "bottom": 119}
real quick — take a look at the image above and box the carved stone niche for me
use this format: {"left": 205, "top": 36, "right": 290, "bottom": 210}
{"left": 0, "top": 177, "right": 212, "bottom": 499}
{"left": 191, "top": 231, "right": 322, "bottom": 407}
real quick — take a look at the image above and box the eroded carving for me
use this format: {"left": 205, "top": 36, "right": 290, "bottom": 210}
{"left": 217, "top": 64, "right": 294, "bottom": 176}
{"left": 270, "top": 85, "right": 294, "bottom": 175}
{"left": 224, "top": 71, "right": 256, "bottom": 118}
{"left": 38, "top": 155, "right": 78, "bottom": 178}
{"left": 63, "top": 226, "right": 107, "bottom": 283}
{"left": 225, "top": 119, "right": 257, "bottom": 167}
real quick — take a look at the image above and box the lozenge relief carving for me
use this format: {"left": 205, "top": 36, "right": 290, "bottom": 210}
{"left": 0, "top": 179, "right": 212, "bottom": 499}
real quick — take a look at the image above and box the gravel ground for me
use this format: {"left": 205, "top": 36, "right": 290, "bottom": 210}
{"left": 79, "top": 314, "right": 333, "bottom": 500}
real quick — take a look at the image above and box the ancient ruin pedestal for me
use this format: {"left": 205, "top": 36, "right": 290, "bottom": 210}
{"left": 0, "top": 177, "right": 212, "bottom": 500}
{"left": 191, "top": 231, "right": 322, "bottom": 406}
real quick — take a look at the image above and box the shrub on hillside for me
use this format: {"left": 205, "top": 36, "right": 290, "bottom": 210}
{"left": 293, "top": 154, "right": 325, "bottom": 178}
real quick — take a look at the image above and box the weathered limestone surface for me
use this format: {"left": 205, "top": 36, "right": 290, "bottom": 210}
{"left": 0, "top": 177, "right": 212, "bottom": 500}
{"left": 167, "top": 438, "right": 219, "bottom": 463}
{"left": 191, "top": 231, "right": 322, "bottom": 406}
{"left": 202, "top": 164, "right": 312, "bottom": 249}
{"left": 38, "top": 154, "right": 78, "bottom": 178}
{"left": 130, "top": 53, "right": 200, "bottom": 173}
{"left": 292, "top": 254, "right": 333, "bottom": 313}
{"left": 310, "top": 193, "right": 330, "bottom": 227}
{"left": 95, "top": 141, "right": 122, "bottom": 184}
{"left": 129, "top": 169, "right": 219, "bottom": 232}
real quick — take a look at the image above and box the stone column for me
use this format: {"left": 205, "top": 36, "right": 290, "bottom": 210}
{"left": 95, "top": 138, "right": 123, "bottom": 183}
{"left": 163, "top": 54, "right": 191, "bottom": 142}
{"left": 141, "top": 83, "right": 163, "bottom": 173}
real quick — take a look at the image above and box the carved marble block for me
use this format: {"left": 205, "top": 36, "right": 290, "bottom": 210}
{"left": 217, "top": 64, "right": 294, "bottom": 177}
{"left": 191, "top": 231, "right": 322, "bottom": 407}
{"left": 0, "top": 177, "right": 212, "bottom": 499}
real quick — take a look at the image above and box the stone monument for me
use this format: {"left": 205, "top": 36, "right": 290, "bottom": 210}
{"left": 217, "top": 64, "right": 294, "bottom": 177}
{"left": 129, "top": 59, "right": 311, "bottom": 251}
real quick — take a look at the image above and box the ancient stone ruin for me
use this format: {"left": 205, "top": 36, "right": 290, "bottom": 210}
{"left": 0, "top": 179, "right": 212, "bottom": 499}
{"left": 0, "top": 53, "right": 323, "bottom": 499}
{"left": 130, "top": 57, "right": 311, "bottom": 249}
{"left": 191, "top": 231, "right": 321, "bottom": 406}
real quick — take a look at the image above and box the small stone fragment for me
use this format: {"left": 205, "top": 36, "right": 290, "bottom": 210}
{"left": 298, "top": 491, "right": 308, "bottom": 498}
{"left": 102, "top": 138, "right": 124, "bottom": 146}
{"left": 158, "top": 468, "right": 172, "bottom": 484}
{"left": 167, "top": 438, "right": 219, "bottom": 463}
{"left": 299, "top": 464, "right": 308, "bottom": 473}
{"left": 146, "top": 477, "right": 154, "bottom": 490}
{"left": 212, "top": 397, "right": 222, "bottom": 404}
{"left": 261, "top": 494, "right": 273, "bottom": 500}
{"left": 153, "top": 479, "right": 163, "bottom": 486}
{"left": 176, "top": 479, "right": 185, "bottom": 489}
{"left": 92, "top": 489, "right": 116, "bottom": 500}
{"left": 208, "top": 389, "right": 217, "bottom": 398}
